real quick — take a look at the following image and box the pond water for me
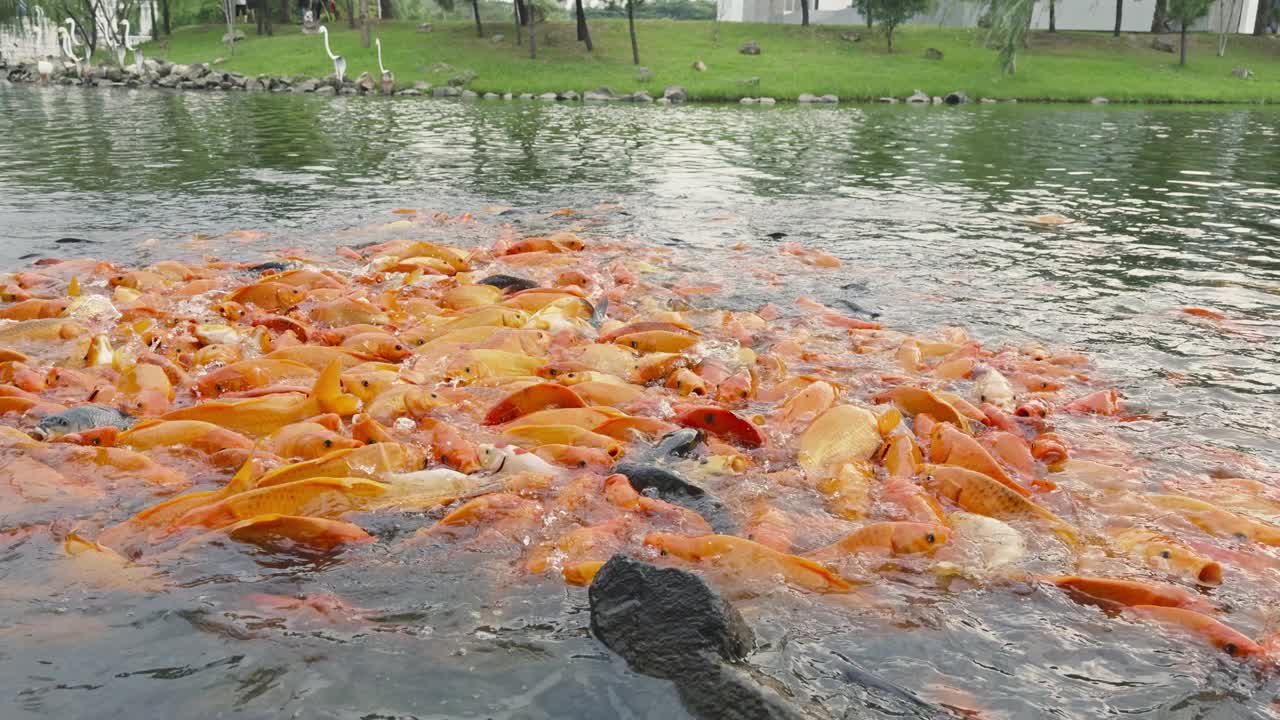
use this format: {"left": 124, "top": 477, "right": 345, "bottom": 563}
{"left": 0, "top": 85, "right": 1279, "bottom": 719}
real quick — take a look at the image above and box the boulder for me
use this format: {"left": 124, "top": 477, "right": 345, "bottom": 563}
{"left": 245, "top": 78, "right": 265, "bottom": 92}
{"left": 417, "top": 23, "right": 433, "bottom": 33}
{"left": 692, "top": 60, "right": 707, "bottom": 72}
{"left": 396, "top": 88, "right": 421, "bottom": 96}
{"left": 314, "top": 85, "right": 336, "bottom": 96}
{"left": 907, "top": 89, "right": 929, "bottom": 103}
{"left": 979, "top": 97, "right": 997, "bottom": 103}
{"left": 925, "top": 47, "right": 944, "bottom": 60}
{"left": 797, "top": 93, "right": 817, "bottom": 103}
{"left": 448, "top": 69, "right": 477, "bottom": 87}
{"left": 932, "top": 96, "right": 943, "bottom": 104}
{"left": 228, "top": 73, "right": 247, "bottom": 88}
{"left": 663, "top": 85, "right": 687, "bottom": 102}
{"left": 589, "top": 555, "right": 753, "bottom": 679}
{"left": 295, "top": 78, "right": 319, "bottom": 93}
{"left": 757, "top": 97, "right": 776, "bottom": 105}
{"left": 622, "top": 90, "right": 653, "bottom": 103}
{"left": 656, "top": 97, "right": 671, "bottom": 104}
{"left": 183, "top": 63, "right": 207, "bottom": 81}
{"left": 589, "top": 556, "right": 804, "bottom": 720}
{"left": 413, "top": 80, "right": 431, "bottom": 91}
{"left": 519, "top": 92, "right": 535, "bottom": 100}
{"left": 739, "top": 40, "right": 761, "bottom": 55}
{"left": 221, "top": 29, "right": 246, "bottom": 43}
{"left": 739, "top": 97, "right": 757, "bottom": 104}
{"left": 212, "top": 56, "right": 226, "bottom": 65}
{"left": 584, "top": 86, "right": 615, "bottom": 101}
{"left": 356, "top": 71, "right": 375, "bottom": 93}
{"left": 559, "top": 90, "right": 579, "bottom": 101}
{"left": 483, "top": 92, "right": 499, "bottom": 99}
{"left": 156, "top": 74, "right": 179, "bottom": 89}
{"left": 1091, "top": 96, "right": 1109, "bottom": 104}
{"left": 432, "top": 86, "right": 460, "bottom": 97}
{"left": 105, "top": 67, "right": 124, "bottom": 83}
{"left": 501, "top": 92, "right": 513, "bottom": 99}
{"left": 538, "top": 91, "right": 558, "bottom": 101}
{"left": 1231, "top": 66, "right": 1254, "bottom": 80}
{"left": 879, "top": 96, "right": 898, "bottom": 103}
{"left": 1152, "top": 36, "right": 1176, "bottom": 53}
{"left": 461, "top": 89, "right": 479, "bottom": 99}
{"left": 340, "top": 86, "right": 357, "bottom": 95}
{"left": 170, "top": 63, "right": 190, "bottom": 77}
{"left": 841, "top": 31, "right": 861, "bottom": 42}
{"left": 943, "top": 90, "right": 968, "bottom": 105}
{"left": 636, "top": 66, "right": 653, "bottom": 82}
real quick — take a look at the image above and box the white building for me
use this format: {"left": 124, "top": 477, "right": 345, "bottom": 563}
{"left": 720, "top": 0, "right": 1261, "bottom": 34}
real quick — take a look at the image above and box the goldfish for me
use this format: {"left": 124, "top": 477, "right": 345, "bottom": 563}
{"left": 923, "top": 464, "right": 1080, "bottom": 548}
{"left": 1126, "top": 606, "right": 1264, "bottom": 660}
{"left": 1110, "top": 528, "right": 1223, "bottom": 587}
{"left": 163, "top": 360, "right": 359, "bottom": 436}
{"left": 644, "top": 532, "right": 852, "bottom": 593}
{"left": 811, "top": 522, "right": 951, "bottom": 557}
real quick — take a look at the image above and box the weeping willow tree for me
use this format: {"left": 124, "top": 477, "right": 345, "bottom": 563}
{"left": 988, "top": 0, "right": 1034, "bottom": 74}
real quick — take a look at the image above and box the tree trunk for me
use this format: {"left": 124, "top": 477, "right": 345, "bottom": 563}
{"left": 346, "top": 0, "right": 355, "bottom": 28}
{"left": 1152, "top": 0, "right": 1168, "bottom": 32}
{"left": 514, "top": 0, "right": 522, "bottom": 45}
{"left": 161, "top": 0, "right": 171, "bottom": 34}
{"left": 627, "top": 0, "right": 639, "bottom": 65}
{"left": 865, "top": 5, "right": 871, "bottom": 27}
{"left": 1114, "top": 0, "right": 1122, "bottom": 36}
{"left": 1255, "top": 0, "right": 1271, "bottom": 34}
{"left": 360, "top": 0, "right": 369, "bottom": 47}
{"left": 800, "top": 0, "right": 809, "bottom": 26}
{"left": 1049, "top": 0, "right": 1055, "bottom": 31}
{"left": 264, "top": 0, "right": 273, "bottom": 35}
{"left": 886, "top": 25, "right": 894, "bottom": 52}
{"left": 1180, "top": 20, "right": 1187, "bottom": 64}
{"left": 528, "top": 4, "right": 536, "bottom": 59}
{"left": 575, "top": 0, "right": 593, "bottom": 51}
{"left": 472, "top": 0, "right": 483, "bottom": 37}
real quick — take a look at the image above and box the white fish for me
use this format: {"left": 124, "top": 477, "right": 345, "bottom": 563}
{"left": 972, "top": 366, "right": 1014, "bottom": 409}
{"left": 949, "top": 511, "right": 1026, "bottom": 569}
{"left": 478, "top": 444, "right": 558, "bottom": 477}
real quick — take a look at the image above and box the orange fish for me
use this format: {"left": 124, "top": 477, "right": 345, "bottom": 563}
{"left": 644, "top": 532, "right": 852, "bottom": 593}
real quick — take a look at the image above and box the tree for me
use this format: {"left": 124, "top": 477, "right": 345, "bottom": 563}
{"left": 161, "top": 0, "right": 171, "bottom": 34}
{"left": 359, "top": 0, "right": 369, "bottom": 47}
{"left": 255, "top": 0, "right": 273, "bottom": 35}
{"left": 471, "top": 0, "right": 482, "bottom": 36}
{"left": 1253, "top": 0, "right": 1272, "bottom": 34}
{"left": 627, "top": 0, "right": 639, "bottom": 63}
{"left": 220, "top": 0, "right": 236, "bottom": 55}
{"left": 799, "top": 0, "right": 809, "bottom": 25}
{"left": 1215, "top": 0, "right": 1239, "bottom": 55}
{"left": 856, "top": 0, "right": 927, "bottom": 52}
{"left": 988, "top": 0, "right": 1032, "bottom": 73}
{"left": 1048, "top": 0, "right": 1055, "bottom": 31}
{"left": 1169, "top": 0, "right": 1211, "bottom": 64}
{"left": 1113, "top": 0, "right": 1121, "bottom": 36}
{"left": 345, "top": 0, "right": 355, "bottom": 28}
{"left": 574, "top": 0, "right": 593, "bottom": 50}
{"left": 1152, "top": 0, "right": 1169, "bottom": 31}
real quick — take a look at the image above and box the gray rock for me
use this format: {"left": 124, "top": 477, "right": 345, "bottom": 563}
{"left": 519, "top": 93, "right": 535, "bottom": 100}
{"left": 757, "top": 96, "right": 776, "bottom": 105}
{"left": 1091, "top": 96, "right": 1109, "bottom": 104}
{"left": 692, "top": 60, "right": 706, "bottom": 72}
{"left": 340, "top": 86, "right": 357, "bottom": 95}
{"left": 739, "top": 40, "right": 761, "bottom": 55}
{"left": 314, "top": 85, "right": 336, "bottom": 96}
{"left": 925, "top": 47, "right": 944, "bottom": 60}
{"left": 183, "top": 63, "right": 207, "bottom": 81}
{"left": 628, "top": 90, "right": 653, "bottom": 103}
{"left": 448, "top": 70, "right": 476, "bottom": 87}
{"left": 295, "top": 78, "right": 319, "bottom": 93}
{"left": 1231, "top": 66, "right": 1254, "bottom": 80}
{"left": 589, "top": 556, "right": 753, "bottom": 679}
{"left": 879, "top": 96, "right": 898, "bottom": 103}
{"left": 245, "top": 78, "right": 265, "bottom": 91}
{"left": 432, "top": 86, "right": 460, "bottom": 97}
{"left": 413, "top": 80, "right": 431, "bottom": 91}
{"left": 797, "top": 93, "right": 817, "bottom": 103}
{"left": 1152, "top": 36, "right": 1176, "bottom": 53}
{"left": 932, "top": 96, "right": 943, "bottom": 104}
{"left": 491, "top": 33, "right": 504, "bottom": 42}
{"left": 156, "top": 74, "right": 179, "bottom": 89}
{"left": 483, "top": 92, "right": 499, "bottom": 99}
{"left": 907, "top": 89, "right": 929, "bottom": 103}
{"left": 635, "top": 66, "right": 653, "bottom": 82}
{"left": 461, "top": 89, "right": 479, "bottom": 99}
{"left": 538, "top": 91, "right": 558, "bottom": 101}
{"left": 943, "top": 90, "right": 968, "bottom": 105}
{"left": 819, "top": 94, "right": 838, "bottom": 103}
{"left": 560, "top": 90, "right": 580, "bottom": 101}
{"left": 663, "top": 85, "right": 687, "bottom": 102}
{"left": 656, "top": 97, "right": 671, "bottom": 104}
{"left": 979, "top": 97, "right": 997, "bottom": 103}
{"left": 170, "top": 63, "right": 191, "bottom": 78}
{"left": 106, "top": 67, "right": 124, "bottom": 83}
{"left": 396, "top": 88, "right": 421, "bottom": 96}
{"left": 221, "top": 29, "right": 246, "bottom": 43}
{"left": 228, "top": 73, "right": 247, "bottom": 88}
{"left": 145, "top": 58, "right": 170, "bottom": 77}
{"left": 584, "top": 87, "right": 615, "bottom": 101}
{"left": 739, "top": 97, "right": 757, "bottom": 104}
{"left": 501, "top": 92, "right": 513, "bottom": 100}
{"left": 356, "top": 71, "right": 375, "bottom": 93}
{"left": 417, "top": 22, "right": 433, "bottom": 32}
{"left": 841, "top": 31, "right": 861, "bottom": 42}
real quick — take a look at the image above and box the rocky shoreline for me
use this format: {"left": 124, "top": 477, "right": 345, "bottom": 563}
{"left": 0, "top": 57, "right": 1125, "bottom": 106}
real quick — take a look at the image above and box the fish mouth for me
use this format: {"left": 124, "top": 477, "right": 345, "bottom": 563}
{"left": 29, "top": 427, "right": 49, "bottom": 441}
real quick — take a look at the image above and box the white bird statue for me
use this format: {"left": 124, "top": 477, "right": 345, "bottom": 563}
{"left": 318, "top": 25, "right": 346, "bottom": 83}
{"left": 121, "top": 19, "right": 143, "bottom": 72}
{"left": 375, "top": 36, "right": 393, "bottom": 95}
{"left": 57, "top": 25, "right": 82, "bottom": 80}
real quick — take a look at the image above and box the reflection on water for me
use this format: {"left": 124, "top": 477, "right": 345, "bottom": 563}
{"left": 0, "top": 85, "right": 1279, "bottom": 719}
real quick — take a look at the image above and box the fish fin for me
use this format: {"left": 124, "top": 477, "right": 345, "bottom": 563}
{"left": 68, "top": 276, "right": 81, "bottom": 298}
{"left": 225, "top": 440, "right": 261, "bottom": 495}
{"left": 313, "top": 360, "right": 360, "bottom": 415}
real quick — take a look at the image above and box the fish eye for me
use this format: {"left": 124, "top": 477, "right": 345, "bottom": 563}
{"left": 361, "top": 380, "right": 370, "bottom": 387}
{"left": 91, "top": 438, "right": 101, "bottom": 446}
{"left": 704, "top": 413, "right": 715, "bottom": 424}
{"left": 577, "top": 461, "right": 586, "bottom": 468}
{"left": 1160, "top": 550, "right": 1171, "bottom": 559}
{"left": 464, "top": 367, "right": 471, "bottom": 373}
{"left": 547, "top": 369, "right": 558, "bottom": 376}
{"left": 1234, "top": 532, "right": 1247, "bottom": 539}
{"left": 926, "top": 533, "right": 936, "bottom": 544}
{"left": 215, "top": 384, "right": 224, "bottom": 393}
{"left": 394, "top": 345, "right": 403, "bottom": 352}
{"left": 324, "top": 439, "right": 333, "bottom": 448}
{"left": 1225, "top": 643, "right": 1238, "bottom": 656}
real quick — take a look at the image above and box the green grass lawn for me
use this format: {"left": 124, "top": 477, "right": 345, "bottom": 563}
{"left": 142, "top": 20, "right": 1280, "bottom": 102}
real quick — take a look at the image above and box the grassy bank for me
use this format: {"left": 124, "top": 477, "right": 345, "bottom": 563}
{"left": 144, "top": 20, "right": 1280, "bottom": 103}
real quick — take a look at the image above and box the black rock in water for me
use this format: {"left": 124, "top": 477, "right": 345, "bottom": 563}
{"left": 478, "top": 274, "right": 538, "bottom": 292}
{"left": 589, "top": 555, "right": 805, "bottom": 720}
{"left": 589, "top": 555, "right": 753, "bottom": 678}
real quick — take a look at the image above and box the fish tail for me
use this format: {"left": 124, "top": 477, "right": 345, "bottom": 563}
{"left": 314, "top": 360, "right": 359, "bottom": 415}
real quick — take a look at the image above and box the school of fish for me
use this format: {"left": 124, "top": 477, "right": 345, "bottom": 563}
{"left": 2, "top": 208, "right": 1279, "bottom": 696}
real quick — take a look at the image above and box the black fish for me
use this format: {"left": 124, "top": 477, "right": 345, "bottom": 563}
{"left": 765, "top": 232, "right": 788, "bottom": 240}
{"left": 829, "top": 651, "right": 946, "bottom": 718}
{"left": 54, "top": 237, "right": 95, "bottom": 244}
{"left": 33, "top": 405, "right": 135, "bottom": 440}
{"left": 836, "top": 298, "right": 881, "bottom": 319}
{"left": 244, "top": 261, "right": 295, "bottom": 273}
{"left": 648, "top": 428, "right": 704, "bottom": 460}
{"left": 479, "top": 274, "right": 538, "bottom": 293}
{"left": 615, "top": 463, "right": 737, "bottom": 534}
{"left": 588, "top": 296, "right": 609, "bottom": 329}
